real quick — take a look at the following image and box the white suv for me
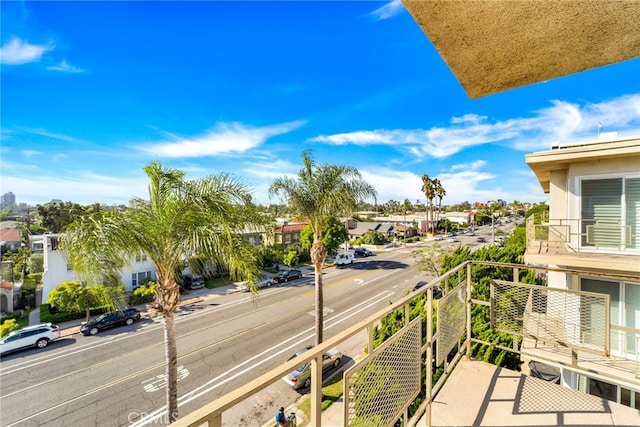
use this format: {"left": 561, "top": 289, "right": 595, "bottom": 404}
{"left": 0, "top": 323, "right": 61, "bottom": 355}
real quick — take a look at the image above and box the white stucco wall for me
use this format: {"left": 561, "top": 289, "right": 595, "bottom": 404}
{"left": 40, "top": 234, "right": 156, "bottom": 304}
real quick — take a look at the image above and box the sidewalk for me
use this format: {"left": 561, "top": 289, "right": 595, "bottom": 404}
{"left": 31, "top": 266, "right": 318, "bottom": 337}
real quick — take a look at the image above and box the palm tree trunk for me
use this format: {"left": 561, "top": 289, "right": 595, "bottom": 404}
{"left": 310, "top": 239, "right": 326, "bottom": 345}
{"left": 164, "top": 313, "right": 179, "bottom": 422}
{"left": 314, "top": 260, "right": 324, "bottom": 345}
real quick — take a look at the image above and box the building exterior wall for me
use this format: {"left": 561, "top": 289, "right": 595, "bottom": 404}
{"left": 525, "top": 136, "right": 640, "bottom": 408}
{"left": 38, "top": 234, "right": 157, "bottom": 304}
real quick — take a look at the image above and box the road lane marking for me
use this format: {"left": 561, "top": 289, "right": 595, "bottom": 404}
{"left": 129, "top": 289, "right": 395, "bottom": 427}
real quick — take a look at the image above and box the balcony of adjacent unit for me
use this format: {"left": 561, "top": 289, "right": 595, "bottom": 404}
{"left": 169, "top": 261, "right": 640, "bottom": 427}
{"left": 524, "top": 212, "right": 640, "bottom": 275}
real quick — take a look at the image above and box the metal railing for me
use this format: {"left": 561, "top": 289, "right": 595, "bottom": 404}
{"left": 526, "top": 214, "right": 638, "bottom": 253}
{"left": 170, "top": 261, "right": 640, "bottom": 427}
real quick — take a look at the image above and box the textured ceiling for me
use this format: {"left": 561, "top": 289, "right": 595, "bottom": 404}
{"left": 402, "top": 0, "right": 640, "bottom": 98}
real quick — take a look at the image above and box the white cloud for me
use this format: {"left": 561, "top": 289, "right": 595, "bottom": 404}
{"left": 1, "top": 171, "right": 148, "bottom": 206}
{"left": 46, "top": 59, "right": 84, "bottom": 73}
{"left": 0, "top": 37, "right": 53, "bottom": 65}
{"left": 309, "top": 94, "right": 640, "bottom": 158}
{"left": 136, "top": 120, "right": 306, "bottom": 158}
{"left": 22, "top": 150, "right": 42, "bottom": 159}
{"left": 369, "top": 0, "right": 405, "bottom": 20}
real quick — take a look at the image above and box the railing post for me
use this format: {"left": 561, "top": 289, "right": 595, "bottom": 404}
{"left": 310, "top": 355, "right": 322, "bottom": 426}
{"left": 426, "top": 284, "right": 433, "bottom": 427}
{"left": 466, "top": 262, "right": 472, "bottom": 359}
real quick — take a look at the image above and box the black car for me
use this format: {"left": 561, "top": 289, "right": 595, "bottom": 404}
{"left": 80, "top": 308, "right": 141, "bottom": 336}
{"left": 476, "top": 236, "right": 487, "bottom": 243}
{"left": 273, "top": 269, "right": 303, "bottom": 283}
{"left": 354, "top": 247, "right": 373, "bottom": 257}
{"left": 411, "top": 281, "right": 443, "bottom": 299}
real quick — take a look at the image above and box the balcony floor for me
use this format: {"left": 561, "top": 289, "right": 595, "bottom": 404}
{"left": 419, "top": 360, "right": 640, "bottom": 427}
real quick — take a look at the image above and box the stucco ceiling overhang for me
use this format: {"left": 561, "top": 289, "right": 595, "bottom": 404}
{"left": 402, "top": 0, "right": 640, "bottom": 98}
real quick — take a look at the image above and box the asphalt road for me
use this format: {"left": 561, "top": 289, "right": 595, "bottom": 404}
{"left": 0, "top": 221, "right": 516, "bottom": 427}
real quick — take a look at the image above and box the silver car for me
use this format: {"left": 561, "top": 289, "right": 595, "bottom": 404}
{"left": 282, "top": 345, "right": 342, "bottom": 389}
{"left": 240, "top": 275, "right": 274, "bottom": 292}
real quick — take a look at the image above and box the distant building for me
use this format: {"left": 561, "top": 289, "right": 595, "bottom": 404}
{"left": 1, "top": 192, "right": 16, "bottom": 212}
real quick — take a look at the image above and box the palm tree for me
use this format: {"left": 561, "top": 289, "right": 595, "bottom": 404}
{"left": 421, "top": 174, "right": 435, "bottom": 235}
{"left": 61, "top": 161, "right": 266, "bottom": 422}
{"left": 269, "top": 150, "right": 376, "bottom": 344}
{"left": 433, "top": 178, "right": 446, "bottom": 230}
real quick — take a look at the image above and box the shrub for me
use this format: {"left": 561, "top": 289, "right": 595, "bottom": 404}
{"left": 0, "top": 318, "right": 19, "bottom": 338}
{"left": 129, "top": 282, "right": 156, "bottom": 305}
{"left": 39, "top": 304, "right": 109, "bottom": 324}
{"left": 18, "top": 280, "right": 37, "bottom": 309}
{"left": 0, "top": 311, "right": 22, "bottom": 324}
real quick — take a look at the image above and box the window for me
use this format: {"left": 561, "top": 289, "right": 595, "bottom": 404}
{"left": 582, "top": 278, "right": 640, "bottom": 356}
{"left": 580, "top": 177, "right": 640, "bottom": 249}
{"left": 131, "top": 273, "right": 137, "bottom": 288}
{"left": 135, "top": 252, "right": 147, "bottom": 262}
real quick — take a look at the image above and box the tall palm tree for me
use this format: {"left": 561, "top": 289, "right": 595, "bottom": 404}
{"left": 421, "top": 174, "right": 435, "bottom": 234}
{"left": 269, "top": 150, "right": 376, "bottom": 344}
{"left": 62, "top": 161, "right": 266, "bottom": 422}
{"left": 433, "top": 178, "right": 446, "bottom": 230}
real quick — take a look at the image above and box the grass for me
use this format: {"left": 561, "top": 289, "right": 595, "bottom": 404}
{"left": 296, "top": 375, "right": 344, "bottom": 422}
{"left": 205, "top": 276, "right": 234, "bottom": 289}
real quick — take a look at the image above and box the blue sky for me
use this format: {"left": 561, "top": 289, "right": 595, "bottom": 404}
{"left": 2, "top": 1, "right": 639, "bottom": 208}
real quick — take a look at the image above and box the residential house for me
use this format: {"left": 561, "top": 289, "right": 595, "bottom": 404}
{"left": 30, "top": 234, "right": 157, "bottom": 304}
{"left": 524, "top": 134, "right": 640, "bottom": 407}
{"left": 273, "top": 222, "right": 307, "bottom": 246}
{"left": 0, "top": 228, "right": 22, "bottom": 253}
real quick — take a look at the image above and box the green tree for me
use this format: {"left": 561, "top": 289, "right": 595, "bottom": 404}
{"left": 27, "top": 253, "right": 44, "bottom": 274}
{"left": 35, "top": 201, "right": 88, "bottom": 233}
{"left": 61, "top": 161, "right": 267, "bottom": 422}
{"left": 361, "top": 230, "right": 386, "bottom": 245}
{"left": 269, "top": 150, "right": 376, "bottom": 344}
{"left": 282, "top": 247, "right": 300, "bottom": 268}
{"left": 300, "top": 217, "right": 349, "bottom": 257}
{"left": 46, "top": 281, "right": 122, "bottom": 322}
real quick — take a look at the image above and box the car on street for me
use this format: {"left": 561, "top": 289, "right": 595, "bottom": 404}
{"left": 273, "top": 269, "right": 303, "bottom": 283}
{"left": 80, "top": 308, "right": 141, "bottom": 336}
{"left": 434, "top": 235, "right": 444, "bottom": 241}
{"left": 354, "top": 247, "right": 373, "bottom": 257}
{"left": 476, "top": 236, "right": 486, "bottom": 243}
{"left": 447, "top": 237, "right": 459, "bottom": 242}
{"left": 282, "top": 345, "right": 342, "bottom": 389}
{"left": 0, "top": 323, "right": 60, "bottom": 355}
{"left": 240, "top": 275, "right": 274, "bottom": 292}
{"left": 411, "top": 281, "right": 443, "bottom": 299}
{"left": 334, "top": 252, "right": 355, "bottom": 266}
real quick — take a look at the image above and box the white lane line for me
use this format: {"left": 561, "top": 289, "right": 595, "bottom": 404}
{"left": 129, "top": 290, "right": 394, "bottom": 427}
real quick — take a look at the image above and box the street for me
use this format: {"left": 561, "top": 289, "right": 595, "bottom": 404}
{"left": 0, "top": 222, "right": 515, "bottom": 426}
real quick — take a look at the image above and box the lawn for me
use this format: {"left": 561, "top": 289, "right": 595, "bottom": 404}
{"left": 296, "top": 375, "right": 343, "bottom": 422}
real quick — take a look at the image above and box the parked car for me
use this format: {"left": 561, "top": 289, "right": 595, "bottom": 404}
{"left": 334, "top": 252, "right": 355, "bottom": 266}
{"left": 434, "top": 235, "right": 444, "bottom": 241}
{"left": 476, "top": 236, "right": 486, "bottom": 242}
{"left": 240, "top": 275, "right": 274, "bottom": 292}
{"left": 411, "top": 281, "right": 443, "bottom": 299}
{"left": 354, "top": 247, "right": 373, "bottom": 257}
{"left": 0, "top": 323, "right": 60, "bottom": 355}
{"left": 282, "top": 345, "right": 342, "bottom": 389}
{"left": 447, "top": 237, "right": 459, "bottom": 242}
{"left": 181, "top": 267, "right": 205, "bottom": 290}
{"left": 80, "top": 308, "right": 141, "bottom": 336}
{"left": 273, "top": 269, "right": 303, "bottom": 283}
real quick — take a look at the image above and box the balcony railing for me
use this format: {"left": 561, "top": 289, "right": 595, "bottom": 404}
{"left": 171, "top": 261, "right": 640, "bottom": 427}
{"left": 526, "top": 214, "right": 638, "bottom": 253}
